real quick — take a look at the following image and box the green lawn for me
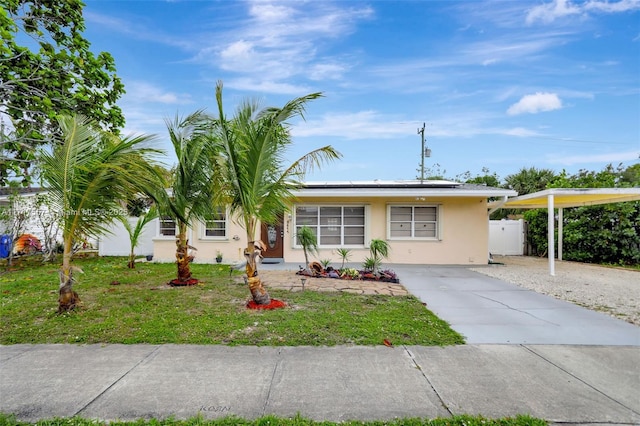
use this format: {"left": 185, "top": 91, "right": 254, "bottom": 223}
{"left": 0, "top": 256, "right": 464, "bottom": 346}
{"left": 0, "top": 413, "right": 547, "bottom": 426}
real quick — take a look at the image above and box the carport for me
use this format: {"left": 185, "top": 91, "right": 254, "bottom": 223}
{"left": 489, "top": 188, "right": 640, "bottom": 275}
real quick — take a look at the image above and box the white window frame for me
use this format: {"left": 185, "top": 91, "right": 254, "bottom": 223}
{"left": 387, "top": 204, "right": 440, "bottom": 240}
{"left": 200, "top": 207, "right": 228, "bottom": 240}
{"left": 293, "top": 204, "right": 368, "bottom": 248}
{"left": 157, "top": 216, "right": 178, "bottom": 238}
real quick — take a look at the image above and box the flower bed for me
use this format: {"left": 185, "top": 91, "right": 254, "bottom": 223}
{"left": 296, "top": 265, "right": 400, "bottom": 283}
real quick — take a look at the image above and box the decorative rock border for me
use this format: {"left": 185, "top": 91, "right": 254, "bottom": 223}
{"left": 234, "top": 270, "right": 409, "bottom": 296}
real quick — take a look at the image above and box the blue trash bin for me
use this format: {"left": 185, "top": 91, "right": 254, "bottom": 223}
{"left": 0, "top": 234, "right": 12, "bottom": 258}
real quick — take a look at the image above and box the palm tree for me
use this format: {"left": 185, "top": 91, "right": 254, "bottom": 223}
{"left": 209, "top": 81, "right": 341, "bottom": 305}
{"left": 297, "top": 225, "right": 318, "bottom": 270}
{"left": 160, "top": 111, "right": 214, "bottom": 285}
{"left": 368, "top": 238, "right": 390, "bottom": 274}
{"left": 39, "top": 114, "right": 164, "bottom": 313}
{"left": 121, "top": 205, "right": 158, "bottom": 269}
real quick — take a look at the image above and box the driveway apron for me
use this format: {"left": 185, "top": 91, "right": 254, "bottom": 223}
{"left": 394, "top": 265, "right": 640, "bottom": 345}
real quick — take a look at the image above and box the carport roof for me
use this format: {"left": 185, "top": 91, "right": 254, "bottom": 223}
{"left": 489, "top": 187, "right": 640, "bottom": 210}
{"left": 488, "top": 187, "right": 640, "bottom": 277}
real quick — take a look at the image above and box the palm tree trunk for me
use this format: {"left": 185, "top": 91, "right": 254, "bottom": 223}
{"left": 127, "top": 250, "right": 136, "bottom": 269}
{"left": 172, "top": 224, "right": 196, "bottom": 285}
{"left": 58, "top": 239, "right": 80, "bottom": 313}
{"left": 245, "top": 240, "right": 271, "bottom": 305}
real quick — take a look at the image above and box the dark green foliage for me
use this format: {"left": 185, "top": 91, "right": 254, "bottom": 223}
{"left": 523, "top": 209, "right": 549, "bottom": 257}
{"left": 0, "top": 0, "right": 125, "bottom": 186}
{"left": 559, "top": 202, "right": 639, "bottom": 265}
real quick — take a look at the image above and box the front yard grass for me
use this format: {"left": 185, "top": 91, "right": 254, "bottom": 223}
{"left": 0, "top": 413, "right": 548, "bottom": 426}
{"left": 0, "top": 256, "right": 464, "bottom": 346}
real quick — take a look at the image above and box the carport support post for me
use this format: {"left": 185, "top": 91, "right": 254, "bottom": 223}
{"left": 547, "top": 194, "right": 555, "bottom": 276}
{"left": 558, "top": 208, "right": 563, "bottom": 261}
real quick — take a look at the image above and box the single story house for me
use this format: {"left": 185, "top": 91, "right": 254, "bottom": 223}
{"left": 152, "top": 180, "right": 517, "bottom": 266}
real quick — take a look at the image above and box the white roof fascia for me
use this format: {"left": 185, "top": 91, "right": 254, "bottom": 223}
{"left": 292, "top": 187, "right": 516, "bottom": 198}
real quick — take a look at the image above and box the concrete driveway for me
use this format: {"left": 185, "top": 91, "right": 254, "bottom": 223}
{"left": 393, "top": 265, "right": 640, "bottom": 345}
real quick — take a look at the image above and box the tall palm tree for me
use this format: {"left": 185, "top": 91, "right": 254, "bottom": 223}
{"left": 39, "top": 114, "right": 165, "bottom": 313}
{"left": 209, "top": 81, "right": 341, "bottom": 305}
{"left": 160, "top": 111, "right": 214, "bottom": 285}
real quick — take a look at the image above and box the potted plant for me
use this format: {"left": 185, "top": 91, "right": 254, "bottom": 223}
{"left": 216, "top": 251, "right": 223, "bottom": 263}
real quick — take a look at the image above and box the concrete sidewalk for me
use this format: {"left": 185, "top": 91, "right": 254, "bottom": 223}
{"left": 1, "top": 344, "right": 638, "bottom": 424}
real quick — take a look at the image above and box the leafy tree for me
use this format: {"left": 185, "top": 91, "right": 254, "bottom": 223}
{"left": 209, "top": 81, "right": 341, "bottom": 305}
{"left": 620, "top": 163, "right": 640, "bottom": 186}
{"left": 1, "top": 0, "right": 125, "bottom": 186}
{"left": 39, "top": 115, "right": 164, "bottom": 313}
{"left": 159, "top": 111, "right": 214, "bottom": 285}
{"left": 457, "top": 167, "right": 501, "bottom": 188}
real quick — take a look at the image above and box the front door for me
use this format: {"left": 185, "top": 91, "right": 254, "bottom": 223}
{"left": 260, "top": 217, "right": 284, "bottom": 260}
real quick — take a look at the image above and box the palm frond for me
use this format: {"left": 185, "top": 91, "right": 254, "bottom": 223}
{"left": 210, "top": 81, "right": 340, "bottom": 239}
{"left": 162, "top": 111, "right": 215, "bottom": 229}
{"left": 39, "top": 114, "right": 166, "bottom": 270}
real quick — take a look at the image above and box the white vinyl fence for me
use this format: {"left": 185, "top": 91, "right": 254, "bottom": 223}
{"left": 98, "top": 218, "right": 155, "bottom": 257}
{"left": 489, "top": 219, "right": 525, "bottom": 256}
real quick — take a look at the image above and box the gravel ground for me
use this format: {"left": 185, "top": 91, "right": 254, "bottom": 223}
{"left": 469, "top": 255, "right": 640, "bottom": 326}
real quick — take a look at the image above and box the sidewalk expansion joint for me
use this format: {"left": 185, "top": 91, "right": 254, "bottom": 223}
{"left": 73, "top": 345, "right": 162, "bottom": 417}
{"left": 523, "top": 345, "right": 640, "bottom": 417}
{"left": 402, "top": 345, "right": 453, "bottom": 417}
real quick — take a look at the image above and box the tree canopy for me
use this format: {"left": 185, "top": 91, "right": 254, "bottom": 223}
{"left": 1, "top": 0, "right": 125, "bottom": 186}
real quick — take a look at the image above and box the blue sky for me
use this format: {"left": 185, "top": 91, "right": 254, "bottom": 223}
{"left": 83, "top": 0, "right": 640, "bottom": 182}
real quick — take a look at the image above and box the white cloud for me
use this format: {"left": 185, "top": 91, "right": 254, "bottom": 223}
{"left": 225, "top": 78, "right": 310, "bottom": 95}
{"left": 125, "top": 81, "right": 193, "bottom": 105}
{"left": 507, "top": 92, "right": 563, "bottom": 115}
{"left": 308, "top": 62, "right": 349, "bottom": 81}
{"left": 547, "top": 150, "right": 640, "bottom": 165}
{"left": 291, "top": 111, "right": 410, "bottom": 140}
{"left": 526, "top": 0, "right": 582, "bottom": 25}
{"left": 201, "top": 1, "right": 373, "bottom": 94}
{"left": 584, "top": 0, "right": 640, "bottom": 13}
{"left": 526, "top": 0, "right": 640, "bottom": 25}
{"left": 290, "top": 110, "right": 543, "bottom": 141}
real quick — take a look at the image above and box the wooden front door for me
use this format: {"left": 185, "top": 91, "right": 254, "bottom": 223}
{"left": 260, "top": 217, "right": 284, "bottom": 259}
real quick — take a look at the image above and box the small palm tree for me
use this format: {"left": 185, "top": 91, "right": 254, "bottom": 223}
{"left": 209, "top": 81, "right": 341, "bottom": 305}
{"left": 297, "top": 225, "right": 318, "bottom": 270}
{"left": 121, "top": 205, "right": 158, "bottom": 269}
{"left": 39, "top": 114, "right": 164, "bottom": 312}
{"left": 336, "top": 248, "right": 351, "bottom": 270}
{"left": 369, "top": 239, "right": 390, "bottom": 274}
